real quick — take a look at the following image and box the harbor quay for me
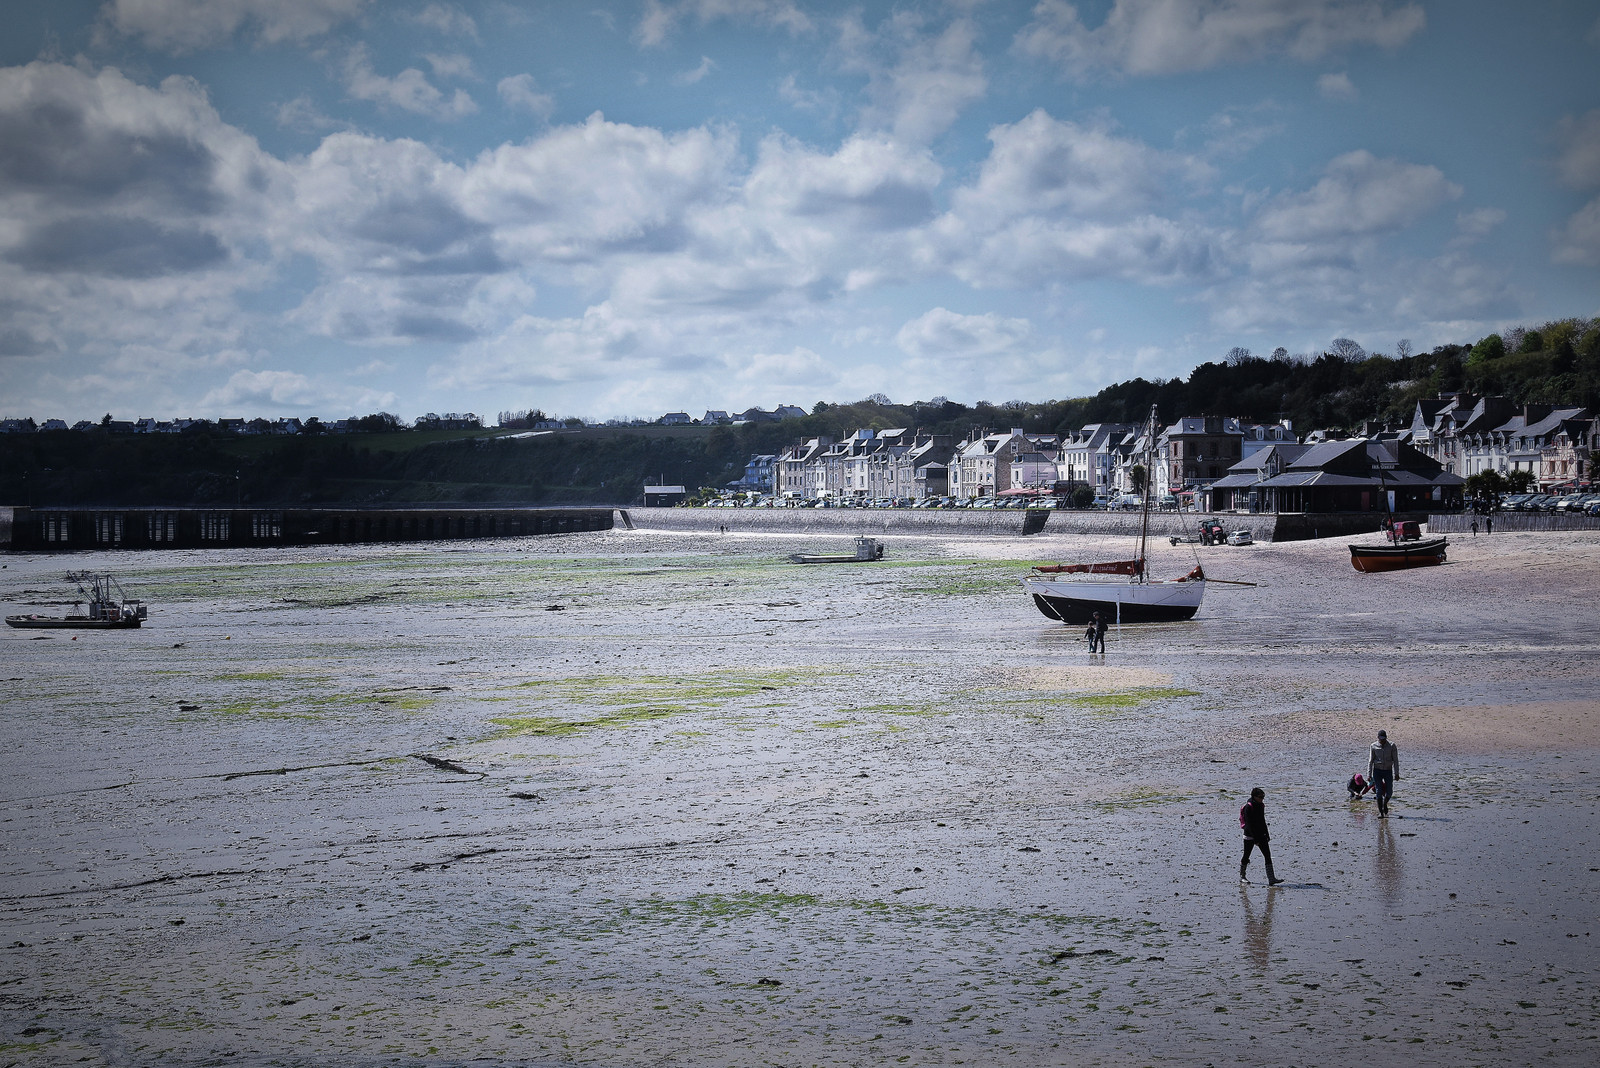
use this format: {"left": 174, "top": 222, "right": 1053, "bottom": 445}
{"left": 624, "top": 504, "right": 1438, "bottom": 542}
{"left": 0, "top": 505, "right": 614, "bottom": 552}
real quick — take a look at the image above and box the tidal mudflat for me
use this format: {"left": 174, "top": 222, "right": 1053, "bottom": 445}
{"left": 2, "top": 527, "right": 1598, "bottom": 1066}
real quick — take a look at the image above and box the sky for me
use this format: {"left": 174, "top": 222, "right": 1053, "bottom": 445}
{"left": 1, "top": 1, "right": 1598, "bottom": 425}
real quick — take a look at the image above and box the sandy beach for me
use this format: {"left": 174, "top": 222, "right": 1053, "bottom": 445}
{"left": 2, "top": 525, "right": 1598, "bottom": 1066}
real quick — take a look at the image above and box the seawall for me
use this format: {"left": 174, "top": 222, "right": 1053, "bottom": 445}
{"left": 620, "top": 507, "right": 1425, "bottom": 542}
{"left": 1428, "top": 512, "right": 1600, "bottom": 534}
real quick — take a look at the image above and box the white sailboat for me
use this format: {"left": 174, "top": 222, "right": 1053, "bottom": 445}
{"left": 1021, "top": 405, "right": 1207, "bottom": 625}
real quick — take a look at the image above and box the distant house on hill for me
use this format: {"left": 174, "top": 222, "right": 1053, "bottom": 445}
{"left": 701, "top": 410, "right": 730, "bottom": 425}
{"left": 659, "top": 412, "right": 692, "bottom": 426}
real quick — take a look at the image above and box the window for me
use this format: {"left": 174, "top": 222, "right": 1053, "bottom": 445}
{"left": 43, "top": 514, "right": 70, "bottom": 542}
{"left": 200, "top": 513, "right": 230, "bottom": 541}
{"left": 251, "top": 512, "right": 282, "bottom": 539}
{"left": 147, "top": 513, "right": 177, "bottom": 542}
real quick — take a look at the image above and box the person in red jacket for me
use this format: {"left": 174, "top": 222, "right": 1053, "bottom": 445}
{"left": 1239, "top": 787, "right": 1284, "bottom": 885}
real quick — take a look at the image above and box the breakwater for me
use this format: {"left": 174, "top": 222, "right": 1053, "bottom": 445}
{"left": 1, "top": 505, "right": 613, "bottom": 551}
{"left": 622, "top": 507, "right": 1425, "bottom": 542}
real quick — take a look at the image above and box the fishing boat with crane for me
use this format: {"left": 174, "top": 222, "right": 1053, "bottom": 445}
{"left": 1021, "top": 406, "right": 1210, "bottom": 625}
{"left": 5, "top": 572, "right": 148, "bottom": 630}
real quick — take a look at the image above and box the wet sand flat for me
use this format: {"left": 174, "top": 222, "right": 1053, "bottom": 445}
{"left": 2, "top": 527, "right": 1598, "bottom": 1066}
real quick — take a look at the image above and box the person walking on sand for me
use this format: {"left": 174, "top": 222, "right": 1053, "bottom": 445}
{"left": 1086, "top": 610, "right": 1108, "bottom": 654}
{"left": 1369, "top": 729, "right": 1400, "bottom": 816}
{"left": 1485, "top": 514, "right": 1493, "bottom": 535}
{"left": 1471, "top": 518, "right": 1478, "bottom": 537}
{"left": 1238, "top": 787, "right": 1284, "bottom": 885}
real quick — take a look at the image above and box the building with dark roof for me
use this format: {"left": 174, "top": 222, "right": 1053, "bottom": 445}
{"left": 1209, "top": 439, "right": 1463, "bottom": 513}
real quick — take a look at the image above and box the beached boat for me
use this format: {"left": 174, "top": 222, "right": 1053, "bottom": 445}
{"left": 789, "top": 536, "right": 885, "bottom": 564}
{"left": 1348, "top": 537, "right": 1447, "bottom": 572}
{"left": 5, "top": 573, "right": 148, "bottom": 629}
{"left": 1022, "top": 405, "right": 1208, "bottom": 625}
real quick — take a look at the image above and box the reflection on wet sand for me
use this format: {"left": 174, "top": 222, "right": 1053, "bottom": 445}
{"left": 1375, "top": 816, "right": 1402, "bottom": 909}
{"left": 1239, "top": 884, "right": 1277, "bottom": 972}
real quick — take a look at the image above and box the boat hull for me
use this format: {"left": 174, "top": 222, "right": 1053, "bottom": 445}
{"left": 1021, "top": 576, "right": 1205, "bottom": 625}
{"left": 5, "top": 615, "right": 142, "bottom": 629}
{"left": 1348, "top": 537, "right": 1447, "bottom": 573}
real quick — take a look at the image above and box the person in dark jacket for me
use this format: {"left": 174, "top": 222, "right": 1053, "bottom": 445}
{"left": 1238, "top": 787, "right": 1284, "bottom": 885}
{"left": 1085, "top": 611, "right": 1108, "bottom": 653}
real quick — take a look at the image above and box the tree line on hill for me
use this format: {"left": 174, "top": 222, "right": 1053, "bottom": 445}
{"left": 3, "top": 318, "right": 1595, "bottom": 508}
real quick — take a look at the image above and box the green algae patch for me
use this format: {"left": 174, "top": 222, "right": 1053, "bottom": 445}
{"left": 898, "top": 559, "right": 1044, "bottom": 596}
{"left": 1093, "top": 787, "right": 1189, "bottom": 811}
{"left": 1065, "top": 687, "right": 1201, "bottom": 713}
{"left": 200, "top": 688, "right": 441, "bottom": 720}
{"left": 487, "top": 708, "right": 676, "bottom": 738}
{"left": 505, "top": 667, "right": 838, "bottom": 716}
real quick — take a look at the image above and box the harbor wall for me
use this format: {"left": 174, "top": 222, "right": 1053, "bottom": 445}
{"left": 1428, "top": 512, "right": 1600, "bottom": 534}
{"left": 621, "top": 507, "right": 1431, "bottom": 542}
{"left": 2, "top": 505, "right": 613, "bottom": 551}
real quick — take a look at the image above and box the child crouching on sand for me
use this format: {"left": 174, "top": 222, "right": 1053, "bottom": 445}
{"left": 1347, "top": 772, "right": 1372, "bottom": 800}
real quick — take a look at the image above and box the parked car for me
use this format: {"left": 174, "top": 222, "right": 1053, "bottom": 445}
{"left": 1113, "top": 494, "right": 1143, "bottom": 511}
{"left": 1226, "top": 529, "right": 1254, "bottom": 546}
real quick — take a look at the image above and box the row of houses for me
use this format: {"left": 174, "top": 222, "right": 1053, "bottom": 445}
{"left": 764, "top": 418, "right": 1302, "bottom": 503}
{"left": 1408, "top": 394, "right": 1592, "bottom": 486}
{"left": 758, "top": 409, "right": 1484, "bottom": 513}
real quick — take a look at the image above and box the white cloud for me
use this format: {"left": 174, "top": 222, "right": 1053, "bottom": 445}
{"left": 201, "top": 368, "right": 319, "bottom": 408}
{"left": 954, "top": 110, "right": 1209, "bottom": 222}
{"left": 0, "top": 62, "right": 287, "bottom": 364}
{"left": 342, "top": 45, "right": 478, "bottom": 120}
{"left": 896, "top": 308, "right": 1034, "bottom": 359}
{"left": 497, "top": 74, "right": 555, "bottom": 119}
{"left": 424, "top": 53, "right": 477, "bottom": 81}
{"left": 1317, "top": 71, "right": 1357, "bottom": 100}
{"left": 634, "top": 0, "right": 811, "bottom": 48}
{"left": 1554, "top": 109, "right": 1600, "bottom": 189}
{"left": 100, "top": 0, "right": 368, "bottom": 54}
{"left": 673, "top": 56, "right": 717, "bottom": 86}
{"left": 1552, "top": 198, "right": 1600, "bottom": 267}
{"left": 1016, "top": 0, "right": 1425, "bottom": 78}
{"left": 274, "top": 94, "right": 352, "bottom": 133}
{"left": 1453, "top": 207, "right": 1505, "bottom": 244}
{"left": 839, "top": 13, "right": 987, "bottom": 145}
{"left": 1253, "top": 150, "right": 1459, "bottom": 242}
{"left": 1550, "top": 111, "right": 1600, "bottom": 265}
{"left": 407, "top": 3, "right": 477, "bottom": 39}
{"left": 462, "top": 112, "right": 737, "bottom": 268}
{"left": 928, "top": 110, "right": 1220, "bottom": 287}
{"left": 726, "top": 347, "right": 838, "bottom": 386}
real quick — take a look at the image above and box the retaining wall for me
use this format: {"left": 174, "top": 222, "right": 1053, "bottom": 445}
{"left": 1428, "top": 512, "right": 1600, "bottom": 534}
{"left": 620, "top": 507, "right": 1425, "bottom": 542}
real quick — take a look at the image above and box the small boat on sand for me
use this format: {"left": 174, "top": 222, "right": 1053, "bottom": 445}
{"left": 5, "top": 573, "right": 148, "bottom": 629}
{"left": 789, "top": 537, "right": 885, "bottom": 564}
{"left": 1348, "top": 537, "right": 1448, "bottom": 572}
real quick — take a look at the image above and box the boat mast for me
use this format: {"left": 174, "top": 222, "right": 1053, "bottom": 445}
{"left": 1137, "top": 403, "right": 1157, "bottom": 578}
